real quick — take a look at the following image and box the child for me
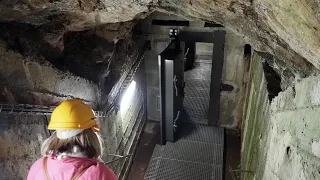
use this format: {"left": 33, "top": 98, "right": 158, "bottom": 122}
{"left": 27, "top": 99, "right": 117, "bottom": 180}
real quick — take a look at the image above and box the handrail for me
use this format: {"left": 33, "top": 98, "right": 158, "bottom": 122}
{"left": 0, "top": 103, "right": 106, "bottom": 117}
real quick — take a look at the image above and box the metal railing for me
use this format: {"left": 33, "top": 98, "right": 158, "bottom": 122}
{"left": 0, "top": 103, "right": 107, "bottom": 117}
{"left": 229, "top": 166, "right": 254, "bottom": 180}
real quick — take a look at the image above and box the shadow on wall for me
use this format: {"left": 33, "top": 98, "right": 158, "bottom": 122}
{"left": 262, "top": 61, "right": 282, "bottom": 101}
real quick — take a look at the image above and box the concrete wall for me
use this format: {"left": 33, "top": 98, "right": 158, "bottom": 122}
{"left": 241, "top": 52, "right": 320, "bottom": 179}
{"left": 241, "top": 52, "right": 270, "bottom": 180}
{"left": 261, "top": 75, "right": 320, "bottom": 180}
{"left": 219, "top": 31, "right": 246, "bottom": 128}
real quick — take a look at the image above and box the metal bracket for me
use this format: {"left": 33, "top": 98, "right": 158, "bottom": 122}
{"left": 173, "top": 75, "right": 178, "bottom": 97}
{"left": 105, "top": 154, "right": 132, "bottom": 165}
{"left": 173, "top": 110, "right": 180, "bottom": 131}
{"left": 184, "top": 47, "right": 189, "bottom": 61}
{"left": 156, "top": 95, "right": 161, "bottom": 111}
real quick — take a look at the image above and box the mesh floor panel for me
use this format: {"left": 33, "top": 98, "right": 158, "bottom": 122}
{"left": 180, "top": 123, "right": 224, "bottom": 145}
{"left": 152, "top": 141, "right": 223, "bottom": 165}
{"left": 144, "top": 157, "right": 222, "bottom": 180}
{"left": 184, "top": 98, "right": 209, "bottom": 110}
{"left": 144, "top": 123, "right": 224, "bottom": 180}
{"left": 183, "top": 107, "right": 208, "bottom": 119}
{"left": 184, "top": 89, "right": 210, "bottom": 99}
{"left": 184, "top": 67, "right": 211, "bottom": 121}
{"left": 184, "top": 79, "right": 211, "bottom": 94}
{"left": 182, "top": 117, "right": 208, "bottom": 125}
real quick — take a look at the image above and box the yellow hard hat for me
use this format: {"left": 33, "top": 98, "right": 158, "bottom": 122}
{"left": 48, "top": 99, "right": 100, "bottom": 133}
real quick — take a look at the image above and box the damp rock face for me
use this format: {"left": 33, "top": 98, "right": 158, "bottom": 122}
{"left": 153, "top": 0, "right": 320, "bottom": 86}
{"left": 1, "top": 0, "right": 320, "bottom": 87}
{"left": 0, "top": 0, "right": 151, "bottom": 29}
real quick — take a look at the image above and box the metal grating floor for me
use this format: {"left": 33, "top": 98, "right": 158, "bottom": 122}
{"left": 144, "top": 55, "right": 224, "bottom": 180}
{"left": 144, "top": 123, "right": 224, "bottom": 180}
{"left": 183, "top": 58, "right": 212, "bottom": 123}
{"left": 144, "top": 157, "right": 222, "bottom": 180}
{"left": 179, "top": 123, "right": 224, "bottom": 144}
{"left": 152, "top": 142, "right": 223, "bottom": 166}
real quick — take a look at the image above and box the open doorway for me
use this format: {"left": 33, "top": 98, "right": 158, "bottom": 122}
{"left": 183, "top": 42, "right": 213, "bottom": 124}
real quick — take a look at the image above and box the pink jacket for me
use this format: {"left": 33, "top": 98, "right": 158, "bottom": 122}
{"left": 27, "top": 156, "right": 117, "bottom": 180}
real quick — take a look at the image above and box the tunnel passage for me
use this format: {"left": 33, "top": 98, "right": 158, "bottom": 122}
{"left": 1, "top": 1, "right": 320, "bottom": 179}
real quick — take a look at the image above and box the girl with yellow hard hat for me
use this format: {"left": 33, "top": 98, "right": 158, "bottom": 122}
{"left": 27, "top": 99, "right": 117, "bottom": 180}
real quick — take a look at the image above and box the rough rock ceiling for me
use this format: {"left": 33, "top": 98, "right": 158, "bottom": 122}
{"left": 1, "top": 0, "right": 320, "bottom": 86}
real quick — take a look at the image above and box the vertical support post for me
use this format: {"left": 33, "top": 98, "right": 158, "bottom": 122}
{"left": 158, "top": 54, "right": 166, "bottom": 145}
{"left": 208, "top": 30, "right": 226, "bottom": 126}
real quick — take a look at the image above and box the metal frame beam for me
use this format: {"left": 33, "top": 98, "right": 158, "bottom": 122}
{"left": 208, "top": 30, "right": 226, "bottom": 126}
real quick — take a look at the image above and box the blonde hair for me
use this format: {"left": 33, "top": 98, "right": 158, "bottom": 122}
{"left": 41, "top": 129, "right": 104, "bottom": 159}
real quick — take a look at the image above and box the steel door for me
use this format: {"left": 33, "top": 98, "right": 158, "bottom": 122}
{"left": 158, "top": 41, "right": 184, "bottom": 144}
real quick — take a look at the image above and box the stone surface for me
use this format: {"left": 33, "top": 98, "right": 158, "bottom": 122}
{"left": 0, "top": 20, "right": 137, "bottom": 83}
{"left": 0, "top": 39, "right": 100, "bottom": 105}
{"left": 153, "top": 0, "right": 319, "bottom": 83}
{"left": 0, "top": 115, "right": 49, "bottom": 180}
{"left": 261, "top": 75, "right": 320, "bottom": 180}
{"left": 0, "top": 0, "right": 151, "bottom": 30}
{"left": 242, "top": 52, "right": 320, "bottom": 180}
{"left": 2, "top": 0, "right": 320, "bottom": 86}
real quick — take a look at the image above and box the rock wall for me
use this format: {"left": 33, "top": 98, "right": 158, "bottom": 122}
{"left": 1, "top": 0, "right": 319, "bottom": 88}
{"left": 0, "top": 115, "right": 49, "bottom": 180}
{"left": 241, "top": 52, "right": 320, "bottom": 179}
{"left": 0, "top": 39, "right": 100, "bottom": 106}
{"left": 262, "top": 75, "right": 320, "bottom": 180}
{"left": 153, "top": 0, "right": 320, "bottom": 88}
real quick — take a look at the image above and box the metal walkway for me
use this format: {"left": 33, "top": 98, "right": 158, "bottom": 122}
{"left": 144, "top": 123, "right": 224, "bottom": 180}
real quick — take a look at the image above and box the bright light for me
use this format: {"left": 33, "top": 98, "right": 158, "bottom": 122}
{"left": 120, "top": 80, "right": 136, "bottom": 117}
